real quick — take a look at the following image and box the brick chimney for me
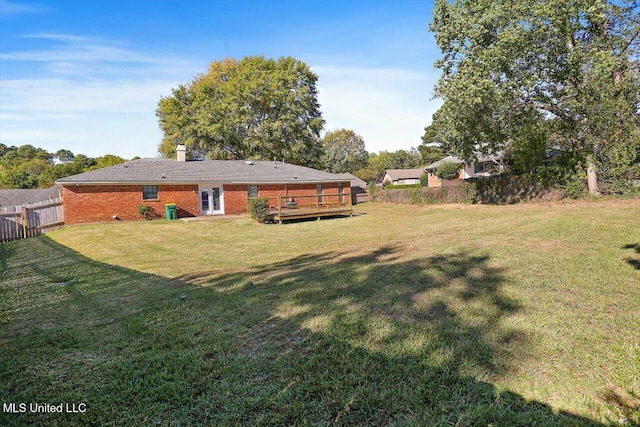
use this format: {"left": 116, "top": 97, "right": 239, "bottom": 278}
{"left": 176, "top": 144, "right": 186, "bottom": 162}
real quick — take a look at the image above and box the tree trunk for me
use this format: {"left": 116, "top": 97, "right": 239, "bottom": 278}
{"left": 587, "top": 159, "right": 600, "bottom": 196}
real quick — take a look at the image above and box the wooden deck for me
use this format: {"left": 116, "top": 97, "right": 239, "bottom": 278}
{"left": 265, "top": 194, "right": 352, "bottom": 224}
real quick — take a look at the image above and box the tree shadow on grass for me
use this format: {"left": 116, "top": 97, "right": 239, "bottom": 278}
{"left": 0, "top": 242, "right": 14, "bottom": 272}
{"left": 622, "top": 243, "right": 640, "bottom": 270}
{"left": 0, "top": 236, "right": 607, "bottom": 426}
{"left": 173, "top": 245, "right": 603, "bottom": 425}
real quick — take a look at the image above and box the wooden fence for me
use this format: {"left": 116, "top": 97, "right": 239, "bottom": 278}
{"left": 0, "top": 198, "right": 64, "bottom": 243}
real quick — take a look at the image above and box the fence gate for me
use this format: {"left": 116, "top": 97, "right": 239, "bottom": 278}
{"left": 0, "top": 198, "right": 64, "bottom": 243}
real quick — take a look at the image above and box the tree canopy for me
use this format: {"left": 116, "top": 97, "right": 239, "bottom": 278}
{"left": 429, "top": 0, "right": 640, "bottom": 194}
{"left": 0, "top": 144, "right": 126, "bottom": 189}
{"left": 367, "top": 149, "right": 423, "bottom": 175}
{"left": 157, "top": 56, "right": 325, "bottom": 167}
{"left": 320, "top": 129, "right": 369, "bottom": 173}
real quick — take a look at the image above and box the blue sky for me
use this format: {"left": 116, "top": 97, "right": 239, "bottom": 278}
{"left": 0, "top": 0, "right": 442, "bottom": 159}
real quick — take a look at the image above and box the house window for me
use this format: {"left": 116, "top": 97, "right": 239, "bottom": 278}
{"left": 142, "top": 185, "right": 158, "bottom": 200}
{"left": 317, "top": 183, "right": 323, "bottom": 203}
{"left": 338, "top": 183, "right": 344, "bottom": 203}
{"left": 247, "top": 185, "right": 259, "bottom": 199}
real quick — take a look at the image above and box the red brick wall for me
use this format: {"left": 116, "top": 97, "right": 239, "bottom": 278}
{"left": 62, "top": 184, "right": 199, "bottom": 224}
{"left": 62, "top": 181, "right": 352, "bottom": 224}
{"left": 223, "top": 184, "right": 249, "bottom": 215}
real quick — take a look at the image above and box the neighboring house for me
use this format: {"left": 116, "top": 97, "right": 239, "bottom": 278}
{"left": 56, "top": 146, "right": 351, "bottom": 224}
{"left": 0, "top": 185, "right": 63, "bottom": 208}
{"left": 424, "top": 155, "right": 506, "bottom": 188}
{"left": 382, "top": 168, "right": 425, "bottom": 186}
{"left": 336, "top": 173, "right": 368, "bottom": 204}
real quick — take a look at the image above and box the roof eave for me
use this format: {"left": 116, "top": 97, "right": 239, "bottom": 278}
{"left": 56, "top": 178, "right": 350, "bottom": 186}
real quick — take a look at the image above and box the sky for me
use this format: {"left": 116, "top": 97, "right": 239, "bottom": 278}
{"left": 0, "top": 0, "right": 443, "bottom": 159}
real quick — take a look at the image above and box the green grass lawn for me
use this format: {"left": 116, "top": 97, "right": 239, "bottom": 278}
{"left": 1, "top": 200, "right": 639, "bottom": 426}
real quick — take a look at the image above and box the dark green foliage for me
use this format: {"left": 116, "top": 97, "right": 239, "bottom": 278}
{"left": 156, "top": 56, "right": 324, "bottom": 166}
{"left": 0, "top": 143, "right": 128, "bottom": 189}
{"left": 535, "top": 166, "right": 574, "bottom": 188}
{"left": 418, "top": 145, "right": 446, "bottom": 166}
{"left": 138, "top": 205, "right": 158, "bottom": 220}
{"left": 471, "top": 175, "right": 564, "bottom": 204}
{"left": 373, "top": 181, "right": 476, "bottom": 204}
{"left": 320, "top": 129, "right": 368, "bottom": 173}
{"left": 373, "top": 175, "right": 573, "bottom": 205}
{"left": 248, "top": 197, "right": 270, "bottom": 223}
{"left": 430, "top": 0, "right": 640, "bottom": 194}
{"left": 54, "top": 149, "right": 75, "bottom": 163}
{"left": 6, "top": 169, "right": 38, "bottom": 189}
{"left": 367, "top": 149, "right": 422, "bottom": 175}
{"left": 563, "top": 174, "right": 589, "bottom": 200}
{"left": 436, "top": 161, "right": 460, "bottom": 180}
{"left": 506, "top": 115, "right": 550, "bottom": 174}
{"left": 420, "top": 172, "right": 429, "bottom": 187}
{"left": 595, "top": 141, "right": 640, "bottom": 196}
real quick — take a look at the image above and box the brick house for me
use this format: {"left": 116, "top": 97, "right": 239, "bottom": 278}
{"left": 57, "top": 146, "right": 351, "bottom": 224}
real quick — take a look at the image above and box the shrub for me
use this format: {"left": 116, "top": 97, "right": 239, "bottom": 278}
{"left": 419, "top": 172, "right": 429, "bottom": 187}
{"left": 248, "top": 198, "right": 270, "bottom": 223}
{"left": 472, "top": 174, "right": 564, "bottom": 204}
{"left": 436, "top": 161, "right": 460, "bottom": 180}
{"left": 408, "top": 189, "right": 422, "bottom": 204}
{"left": 371, "top": 181, "right": 475, "bottom": 205}
{"left": 536, "top": 164, "right": 573, "bottom": 187}
{"left": 371, "top": 174, "right": 568, "bottom": 205}
{"left": 563, "top": 173, "right": 588, "bottom": 199}
{"left": 138, "top": 205, "right": 157, "bottom": 220}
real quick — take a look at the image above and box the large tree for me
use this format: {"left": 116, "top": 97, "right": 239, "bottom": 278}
{"left": 320, "top": 129, "right": 368, "bottom": 173}
{"left": 430, "top": 0, "right": 640, "bottom": 194}
{"left": 157, "top": 56, "right": 325, "bottom": 166}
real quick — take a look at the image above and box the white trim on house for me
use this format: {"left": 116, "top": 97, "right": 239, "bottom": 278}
{"left": 199, "top": 184, "right": 225, "bottom": 215}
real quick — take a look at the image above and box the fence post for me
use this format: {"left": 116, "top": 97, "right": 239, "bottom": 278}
{"left": 21, "top": 206, "right": 28, "bottom": 239}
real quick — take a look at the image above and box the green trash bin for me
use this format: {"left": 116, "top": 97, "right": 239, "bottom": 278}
{"left": 165, "top": 203, "right": 177, "bottom": 220}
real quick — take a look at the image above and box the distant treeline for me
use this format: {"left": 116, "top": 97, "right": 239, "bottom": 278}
{"left": 0, "top": 144, "right": 131, "bottom": 189}
{"left": 0, "top": 142, "right": 449, "bottom": 190}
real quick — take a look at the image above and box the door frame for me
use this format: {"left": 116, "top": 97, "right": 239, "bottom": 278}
{"left": 198, "top": 185, "right": 225, "bottom": 215}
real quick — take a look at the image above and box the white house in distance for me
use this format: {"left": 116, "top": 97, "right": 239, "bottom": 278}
{"left": 382, "top": 168, "right": 425, "bottom": 186}
{"left": 425, "top": 155, "right": 506, "bottom": 188}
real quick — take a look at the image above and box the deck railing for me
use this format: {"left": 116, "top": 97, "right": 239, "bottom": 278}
{"left": 261, "top": 193, "right": 352, "bottom": 223}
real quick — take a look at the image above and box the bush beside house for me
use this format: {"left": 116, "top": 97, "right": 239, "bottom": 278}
{"left": 248, "top": 198, "right": 270, "bottom": 223}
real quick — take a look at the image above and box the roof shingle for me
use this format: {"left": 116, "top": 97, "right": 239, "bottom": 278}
{"left": 56, "top": 159, "right": 349, "bottom": 185}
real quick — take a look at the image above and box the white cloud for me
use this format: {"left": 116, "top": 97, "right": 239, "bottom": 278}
{"left": 1, "top": 78, "right": 175, "bottom": 113}
{"left": 1, "top": 33, "right": 199, "bottom": 75}
{"left": 0, "top": 77, "right": 177, "bottom": 158}
{"left": 313, "top": 65, "right": 442, "bottom": 154}
{"left": 0, "top": 0, "right": 47, "bottom": 16}
{"left": 0, "top": 33, "right": 444, "bottom": 159}
{"left": 0, "top": 33, "right": 205, "bottom": 158}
